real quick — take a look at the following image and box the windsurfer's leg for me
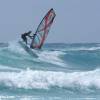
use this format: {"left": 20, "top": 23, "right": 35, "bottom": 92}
{"left": 25, "top": 38, "right": 27, "bottom": 44}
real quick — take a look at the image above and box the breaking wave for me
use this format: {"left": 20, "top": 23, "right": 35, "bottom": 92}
{"left": 0, "top": 68, "right": 100, "bottom": 92}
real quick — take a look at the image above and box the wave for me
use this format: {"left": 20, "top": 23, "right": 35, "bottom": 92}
{"left": 0, "top": 68, "right": 100, "bottom": 92}
{"left": 37, "top": 50, "right": 66, "bottom": 67}
{"left": 0, "top": 43, "right": 8, "bottom": 48}
{"left": 0, "top": 42, "right": 100, "bottom": 70}
{"left": 8, "top": 41, "right": 27, "bottom": 55}
{"left": 6, "top": 42, "right": 67, "bottom": 67}
{"left": 63, "top": 47, "right": 100, "bottom": 52}
{"left": 0, "top": 65, "right": 21, "bottom": 72}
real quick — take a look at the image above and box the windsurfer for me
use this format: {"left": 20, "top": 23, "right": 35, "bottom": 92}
{"left": 21, "top": 31, "right": 32, "bottom": 44}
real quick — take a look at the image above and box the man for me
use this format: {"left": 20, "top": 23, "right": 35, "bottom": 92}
{"left": 21, "top": 31, "right": 32, "bottom": 44}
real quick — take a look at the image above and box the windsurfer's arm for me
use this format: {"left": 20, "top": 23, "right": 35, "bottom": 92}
{"left": 28, "top": 35, "right": 33, "bottom": 39}
{"left": 28, "top": 33, "right": 36, "bottom": 39}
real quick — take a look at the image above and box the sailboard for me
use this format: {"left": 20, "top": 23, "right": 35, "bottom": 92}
{"left": 19, "top": 8, "right": 56, "bottom": 57}
{"left": 30, "top": 8, "right": 56, "bottom": 49}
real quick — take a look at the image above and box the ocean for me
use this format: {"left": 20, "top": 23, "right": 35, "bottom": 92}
{"left": 0, "top": 42, "right": 100, "bottom": 100}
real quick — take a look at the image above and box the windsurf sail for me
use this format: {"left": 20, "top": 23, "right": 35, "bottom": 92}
{"left": 30, "top": 8, "right": 56, "bottom": 49}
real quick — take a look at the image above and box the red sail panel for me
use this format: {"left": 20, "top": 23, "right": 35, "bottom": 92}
{"left": 30, "top": 8, "right": 56, "bottom": 49}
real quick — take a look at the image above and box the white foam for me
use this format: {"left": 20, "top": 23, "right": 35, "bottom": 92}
{"left": 0, "top": 68, "right": 100, "bottom": 91}
{"left": 66, "top": 47, "right": 100, "bottom": 51}
{"left": 37, "top": 50, "right": 66, "bottom": 67}
{"left": 8, "top": 41, "right": 27, "bottom": 55}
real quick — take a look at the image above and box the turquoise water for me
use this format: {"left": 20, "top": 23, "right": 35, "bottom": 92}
{"left": 0, "top": 42, "right": 100, "bottom": 100}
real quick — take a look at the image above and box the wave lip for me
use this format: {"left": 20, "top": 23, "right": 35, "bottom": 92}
{"left": 38, "top": 50, "right": 66, "bottom": 67}
{"left": 65, "top": 47, "right": 100, "bottom": 51}
{"left": 0, "top": 68, "right": 100, "bottom": 92}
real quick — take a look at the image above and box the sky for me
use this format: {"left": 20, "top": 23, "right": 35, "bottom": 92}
{"left": 0, "top": 0, "right": 100, "bottom": 43}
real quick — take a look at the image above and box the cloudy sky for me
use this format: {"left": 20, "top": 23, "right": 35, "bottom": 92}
{"left": 0, "top": 0, "right": 100, "bottom": 43}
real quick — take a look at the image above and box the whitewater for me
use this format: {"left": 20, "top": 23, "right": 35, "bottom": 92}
{"left": 0, "top": 42, "right": 100, "bottom": 100}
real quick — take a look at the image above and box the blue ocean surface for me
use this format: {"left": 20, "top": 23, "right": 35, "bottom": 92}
{"left": 0, "top": 42, "right": 100, "bottom": 100}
